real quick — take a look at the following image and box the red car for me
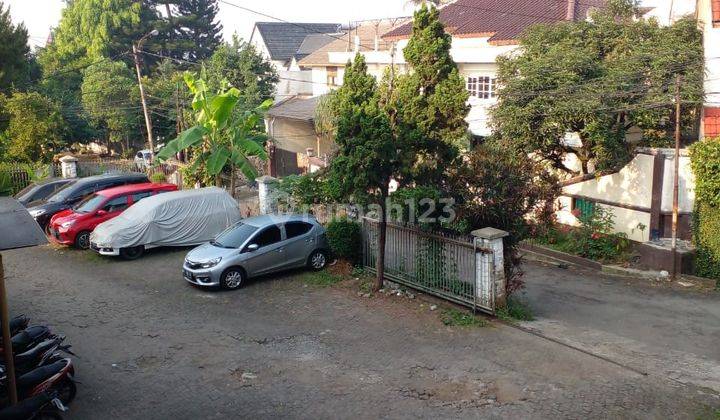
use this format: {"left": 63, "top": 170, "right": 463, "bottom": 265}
{"left": 48, "top": 182, "right": 178, "bottom": 249}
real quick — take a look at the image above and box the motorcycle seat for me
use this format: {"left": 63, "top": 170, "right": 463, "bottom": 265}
{"left": 11, "top": 327, "right": 51, "bottom": 351}
{"left": 17, "top": 360, "right": 67, "bottom": 390}
{"left": 14, "top": 339, "right": 59, "bottom": 367}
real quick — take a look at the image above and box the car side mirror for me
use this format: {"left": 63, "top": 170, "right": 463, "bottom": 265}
{"left": 96, "top": 209, "right": 108, "bottom": 216}
{"left": 246, "top": 243, "right": 259, "bottom": 252}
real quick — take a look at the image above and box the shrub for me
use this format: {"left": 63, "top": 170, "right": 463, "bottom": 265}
{"left": 573, "top": 206, "right": 630, "bottom": 262}
{"left": 326, "top": 217, "right": 362, "bottom": 264}
{"left": 690, "top": 138, "right": 720, "bottom": 285}
{"left": 447, "top": 140, "right": 560, "bottom": 296}
{"left": 150, "top": 172, "right": 167, "bottom": 183}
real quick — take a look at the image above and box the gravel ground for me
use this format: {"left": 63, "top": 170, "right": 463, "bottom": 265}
{"left": 2, "top": 245, "right": 719, "bottom": 419}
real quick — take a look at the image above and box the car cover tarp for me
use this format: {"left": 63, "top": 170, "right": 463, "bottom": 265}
{"left": 90, "top": 187, "right": 241, "bottom": 249}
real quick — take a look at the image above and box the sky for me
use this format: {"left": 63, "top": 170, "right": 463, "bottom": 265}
{"left": 5, "top": 0, "right": 413, "bottom": 49}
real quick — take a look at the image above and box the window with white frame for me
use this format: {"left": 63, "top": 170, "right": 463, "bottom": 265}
{"left": 466, "top": 75, "right": 496, "bottom": 99}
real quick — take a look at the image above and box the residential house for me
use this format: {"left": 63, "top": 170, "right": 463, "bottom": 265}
{"left": 265, "top": 96, "right": 332, "bottom": 177}
{"left": 298, "top": 1, "right": 604, "bottom": 137}
{"left": 641, "top": 0, "right": 720, "bottom": 138}
{"left": 699, "top": 0, "right": 720, "bottom": 138}
{"left": 250, "top": 22, "right": 342, "bottom": 100}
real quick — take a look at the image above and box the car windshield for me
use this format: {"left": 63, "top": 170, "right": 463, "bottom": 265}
{"left": 47, "top": 180, "right": 79, "bottom": 202}
{"left": 73, "top": 193, "right": 105, "bottom": 213}
{"left": 14, "top": 183, "right": 39, "bottom": 200}
{"left": 211, "top": 223, "right": 258, "bottom": 249}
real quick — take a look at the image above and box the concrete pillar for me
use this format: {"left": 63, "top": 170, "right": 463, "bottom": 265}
{"left": 59, "top": 156, "right": 78, "bottom": 179}
{"left": 472, "top": 227, "right": 509, "bottom": 309}
{"left": 257, "top": 175, "right": 278, "bottom": 215}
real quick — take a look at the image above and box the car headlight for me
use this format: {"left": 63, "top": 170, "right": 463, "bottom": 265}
{"left": 28, "top": 209, "right": 46, "bottom": 218}
{"left": 200, "top": 257, "right": 222, "bottom": 268}
{"left": 60, "top": 221, "right": 74, "bottom": 229}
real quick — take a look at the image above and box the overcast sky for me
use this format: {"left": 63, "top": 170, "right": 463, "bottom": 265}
{"left": 5, "top": 0, "right": 412, "bottom": 49}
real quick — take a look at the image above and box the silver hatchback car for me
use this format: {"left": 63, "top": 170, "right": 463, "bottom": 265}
{"left": 183, "top": 214, "right": 330, "bottom": 289}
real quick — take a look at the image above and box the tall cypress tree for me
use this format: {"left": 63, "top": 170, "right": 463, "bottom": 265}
{"left": 0, "top": 1, "right": 31, "bottom": 90}
{"left": 384, "top": 4, "right": 469, "bottom": 185}
{"left": 155, "top": 0, "right": 222, "bottom": 62}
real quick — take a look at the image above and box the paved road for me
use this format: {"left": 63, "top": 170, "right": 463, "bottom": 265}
{"left": 523, "top": 261, "right": 720, "bottom": 392}
{"left": 3, "top": 245, "right": 719, "bottom": 419}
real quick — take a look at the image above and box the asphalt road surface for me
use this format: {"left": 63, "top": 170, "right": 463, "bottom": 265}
{"left": 3, "top": 245, "right": 719, "bottom": 419}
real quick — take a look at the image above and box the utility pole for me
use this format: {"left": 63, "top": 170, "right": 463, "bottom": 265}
{"left": 132, "top": 30, "right": 159, "bottom": 156}
{"left": 671, "top": 75, "right": 682, "bottom": 280}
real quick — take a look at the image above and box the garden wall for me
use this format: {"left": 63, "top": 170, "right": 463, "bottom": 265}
{"left": 556, "top": 149, "right": 695, "bottom": 243}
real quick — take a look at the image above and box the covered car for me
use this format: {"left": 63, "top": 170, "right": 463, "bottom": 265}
{"left": 89, "top": 187, "right": 241, "bottom": 259}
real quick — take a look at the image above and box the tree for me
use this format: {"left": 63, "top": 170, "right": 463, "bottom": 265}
{"left": 448, "top": 139, "right": 559, "bottom": 295}
{"left": 0, "top": 1, "right": 31, "bottom": 89}
{"left": 37, "top": 0, "right": 158, "bottom": 143}
{"left": 384, "top": 4, "right": 469, "bottom": 185}
{"left": 491, "top": 0, "right": 704, "bottom": 176}
{"left": 204, "top": 36, "right": 278, "bottom": 111}
{"left": 155, "top": 72, "right": 270, "bottom": 188}
{"left": 81, "top": 60, "right": 140, "bottom": 154}
{"left": 325, "top": 54, "right": 398, "bottom": 291}
{"left": 0, "top": 91, "right": 66, "bottom": 162}
{"left": 144, "top": 59, "right": 191, "bottom": 143}
{"left": 151, "top": 0, "right": 222, "bottom": 62}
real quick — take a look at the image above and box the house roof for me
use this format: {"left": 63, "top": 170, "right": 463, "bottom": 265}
{"left": 267, "top": 96, "right": 323, "bottom": 122}
{"left": 382, "top": 0, "right": 606, "bottom": 44}
{"left": 298, "top": 20, "right": 406, "bottom": 67}
{"left": 253, "top": 22, "right": 342, "bottom": 62}
{"left": 295, "top": 33, "right": 340, "bottom": 61}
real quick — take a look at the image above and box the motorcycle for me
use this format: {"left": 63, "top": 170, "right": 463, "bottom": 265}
{"left": 0, "top": 327, "right": 55, "bottom": 357}
{"left": 13, "top": 338, "right": 73, "bottom": 376}
{"left": 0, "top": 358, "right": 76, "bottom": 406}
{"left": 0, "top": 391, "right": 66, "bottom": 420}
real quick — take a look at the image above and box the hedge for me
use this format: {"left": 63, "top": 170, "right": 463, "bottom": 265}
{"left": 326, "top": 217, "right": 362, "bottom": 264}
{"left": 689, "top": 138, "right": 720, "bottom": 284}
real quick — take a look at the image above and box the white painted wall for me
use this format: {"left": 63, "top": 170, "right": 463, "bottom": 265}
{"left": 698, "top": 0, "right": 720, "bottom": 114}
{"left": 659, "top": 151, "right": 695, "bottom": 213}
{"left": 275, "top": 70, "right": 313, "bottom": 101}
{"left": 556, "top": 149, "right": 695, "bottom": 243}
{"left": 313, "top": 36, "right": 512, "bottom": 136}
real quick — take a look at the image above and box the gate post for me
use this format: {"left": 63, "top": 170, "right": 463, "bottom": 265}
{"left": 257, "top": 175, "right": 278, "bottom": 215}
{"left": 59, "top": 155, "right": 78, "bottom": 179}
{"left": 472, "top": 227, "right": 509, "bottom": 310}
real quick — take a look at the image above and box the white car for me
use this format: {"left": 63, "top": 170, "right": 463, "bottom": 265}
{"left": 134, "top": 149, "right": 153, "bottom": 169}
{"left": 90, "top": 187, "right": 241, "bottom": 259}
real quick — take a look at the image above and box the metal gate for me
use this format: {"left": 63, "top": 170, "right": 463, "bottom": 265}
{"left": 361, "top": 218, "right": 496, "bottom": 314}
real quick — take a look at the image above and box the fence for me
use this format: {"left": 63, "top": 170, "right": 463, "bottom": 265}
{"left": 361, "top": 217, "right": 499, "bottom": 314}
{"left": 0, "top": 164, "right": 60, "bottom": 195}
{"left": 0, "top": 159, "right": 182, "bottom": 196}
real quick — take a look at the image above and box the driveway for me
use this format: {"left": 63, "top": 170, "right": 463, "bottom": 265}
{"left": 2, "top": 245, "right": 719, "bottom": 419}
{"left": 522, "top": 260, "right": 720, "bottom": 393}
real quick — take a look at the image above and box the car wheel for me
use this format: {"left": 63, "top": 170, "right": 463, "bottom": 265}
{"left": 221, "top": 268, "right": 245, "bottom": 290}
{"left": 307, "top": 250, "right": 328, "bottom": 271}
{"left": 74, "top": 230, "right": 91, "bottom": 249}
{"left": 120, "top": 245, "right": 144, "bottom": 260}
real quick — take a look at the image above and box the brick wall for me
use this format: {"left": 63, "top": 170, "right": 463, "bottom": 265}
{"left": 713, "top": 0, "right": 720, "bottom": 25}
{"left": 705, "top": 107, "right": 720, "bottom": 138}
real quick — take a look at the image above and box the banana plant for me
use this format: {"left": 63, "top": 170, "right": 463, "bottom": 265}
{"left": 156, "top": 72, "right": 272, "bottom": 185}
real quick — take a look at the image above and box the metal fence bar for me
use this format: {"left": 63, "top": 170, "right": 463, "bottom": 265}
{"left": 361, "top": 217, "right": 495, "bottom": 314}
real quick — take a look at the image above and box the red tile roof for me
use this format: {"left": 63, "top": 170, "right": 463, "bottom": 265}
{"left": 382, "top": 0, "right": 606, "bottom": 44}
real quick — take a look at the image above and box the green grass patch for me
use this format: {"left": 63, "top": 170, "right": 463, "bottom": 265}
{"left": 300, "top": 270, "right": 343, "bottom": 287}
{"left": 496, "top": 297, "right": 534, "bottom": 323}
{"left": 440, "top": 308, "right": 487, "bottom": 327}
